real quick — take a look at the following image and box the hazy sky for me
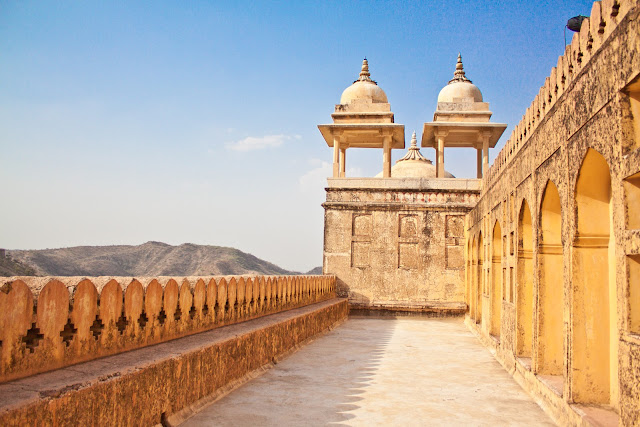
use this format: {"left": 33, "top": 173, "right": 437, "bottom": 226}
{"left": 0, "top": 1, "right": 595, "bottom": 271}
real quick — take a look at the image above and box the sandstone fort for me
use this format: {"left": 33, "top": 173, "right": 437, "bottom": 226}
{"left": 1, "top": 0, "right": 639, "bottom": 425}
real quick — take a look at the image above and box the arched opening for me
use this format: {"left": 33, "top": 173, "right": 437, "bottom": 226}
{"left": 470, "top": 236, "right": 477, "bottom": 320}
{"left": 476, "top": 232, "right": 483, "bottom": 324}
{"left": 464, "top": 238, "right": 473, "bottom": 317}
{"left": 537, "top": 180, "right": 564, "bottom": 386}
{"left": 572, "top": 148, "right": 614, "bottom": 405}
{"left": 517, "top": 200, "right": 533, "bottom": 361}
{"left": 491, "top": 221, "right": 502, "bottom": 337}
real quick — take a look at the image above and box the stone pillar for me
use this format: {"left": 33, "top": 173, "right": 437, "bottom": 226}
{"left": 382, "top": 135, "right": 391, "bottom": 178}
{"left": 477, "top": 147, "right": 483, "bottom": 178}
{"left": 482, "top": 132, "right": 490, "bottom": 173}
{"left": 333, "top": 137, "right": 340, "bottom": 178}
{"left": 435, "top": 131, "right": 447, "bottom": 178}
{"left": 339, "top": 148, "right": 346, "bottom": 178}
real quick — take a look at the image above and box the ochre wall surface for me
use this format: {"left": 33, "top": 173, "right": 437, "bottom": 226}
{"left": 464, "top": 1, "right": 640, "bottom": 424}
{"left": 0, "top": 298, "right": 348, "bottom": 426}
{"left": 0, "top": 274, "right": 336, "bottom": 383}
{"left": 323, "top": 178, "right": 479, "bottom": 313}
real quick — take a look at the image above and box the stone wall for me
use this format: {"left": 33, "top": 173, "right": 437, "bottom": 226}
{"left": 324, "top": 177, "right": 480, "bottom": 313}
{"left": 464, "top": 1, "right": 640, "bottom": 424}
{"left": 0, "top": 298, "right": 348, "bottom": 426}
{"left": 0, "top": 274, "right": 335, "bottom": 383}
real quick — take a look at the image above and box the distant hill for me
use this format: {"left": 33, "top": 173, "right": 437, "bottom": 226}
{"left": 306, "top": 266, "right": 322, "bottom": 275}
{"left": 6, "top": 242, "right": 301, "bottom": 277}
{"left": 0, "top": 251, "right": 37, "bottom": 277}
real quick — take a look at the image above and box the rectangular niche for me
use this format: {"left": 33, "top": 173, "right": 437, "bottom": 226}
{"left": 399, "top": 214, "right": 418, "bottom": 237}
{"left": 351, "top": 242, "right": 370, "bottom": 268}
{"left": 353, "top": 214, "right": 372, "bottom": 236}
{"left": 445, "top": 245, "right": 464, "bottom": 269}
{"left": 628, "top": 254, "right": 640, "bottom": 334}
{"left": 398, "top": 243, "right": 419, "bottom": 269}
{"left": 445, "top": 215, "right": 464, "bottom": 240}
{"left": 445, "top": 215, "right": 464, "bottom": 269}
{"left": 622, "top": 78, "right": 640, "bottom": 155}
{"left": 624, "top": 172, "right": 640, "bottom": 229}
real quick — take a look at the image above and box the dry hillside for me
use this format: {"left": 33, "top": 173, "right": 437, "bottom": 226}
{"left": 7, "top": 241, "right": 301, "bottom": 277}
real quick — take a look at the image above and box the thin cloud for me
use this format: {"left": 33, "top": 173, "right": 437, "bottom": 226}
{"left": 299, "top": 159, "right": 362, "bottom": 193}
{"left": 226, "top": 134, "right": 300, "bottom": 152}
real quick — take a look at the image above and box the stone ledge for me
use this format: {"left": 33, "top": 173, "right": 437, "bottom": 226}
{"left": 349, "top": 301, "right": 467, "bottom": 317}
{"left": 327, "top": 177, "right": 482, "bottom": 191}
{"left": 0, "top": 298, "right": 348, "bottom": 426}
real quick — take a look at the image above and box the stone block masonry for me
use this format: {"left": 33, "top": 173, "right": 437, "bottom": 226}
{"left": 0, "top": 274, "right": 336, "bottom": 383}
{"left": 323, "top": 177, "right": 480, "bottom": 313}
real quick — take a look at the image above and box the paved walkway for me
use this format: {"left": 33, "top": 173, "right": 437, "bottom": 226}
{"left": 182, "top": 316, "right": 554, "bottom": 426}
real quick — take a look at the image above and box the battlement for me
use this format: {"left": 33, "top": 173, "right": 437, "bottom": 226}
{"left": 0, "top": 274, "right": 336, "bottom": 384}
{"left": 482, "top": 0, "right": 637, "bottom": 191}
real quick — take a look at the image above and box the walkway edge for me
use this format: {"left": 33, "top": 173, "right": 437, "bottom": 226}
{"left": 0, "top": 298, "right": 349, "bottom": 426}
{"left": 163, "top": 315, "right": 348, "bottom": 426}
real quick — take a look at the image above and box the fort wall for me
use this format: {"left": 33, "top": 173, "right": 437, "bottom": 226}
{"left": 0, "top": 298, "right": 348, "bottom": 426}
{"left": 464, "top": 1, "right": 640, "bottom": 424}
{"left": 323, "top": 177, "right": 480, "bottom": 313}
{"left": 0, "top": 274, "right": 336, "bottom": 383}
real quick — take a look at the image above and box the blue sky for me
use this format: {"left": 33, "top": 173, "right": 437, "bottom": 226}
{"left": 0, "top": 1, "right": 595, "bottom": 271}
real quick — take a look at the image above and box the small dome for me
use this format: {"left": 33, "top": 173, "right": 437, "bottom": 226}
{"left": 375, "top": 132, "right": 455, "bottom": 178}
{"left": 437, "top": 53, "right": 483, "bottom": 103}
{"left": 437, "top": 81, "right": 483, "bottom": 103}
{"left": 340, "top": 59, "right": 388, "bottom": 104}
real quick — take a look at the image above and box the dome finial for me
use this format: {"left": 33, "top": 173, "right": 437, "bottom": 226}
{"left": 354, "top": 58, "right": 376, "bottom": 84}
{"left": 396, "top": 131, "right": 430, "bottom": 164}
{"left": 449, "top": 53, "right": 472, "bottom": 84}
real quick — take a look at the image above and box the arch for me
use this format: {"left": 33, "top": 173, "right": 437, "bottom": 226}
{"left": 537, "top": 180, "right": 564, "bottom": 379}
{"left": 470, "top": 235, "right": 477, "bottom": 321}
{"left": 465, "top": 237, "right": 471, "bottom": 317}
{"left": 572, "top": 148, "right": 614, "bottom": 404}
{"left": 491, "top": 220, "right": 502, "bottom": 337}
{"left": 476, "top": 232, "right": 483, "bottom": 324}
{"left": 517, "top": 200, "right": 533, "bottom": 359}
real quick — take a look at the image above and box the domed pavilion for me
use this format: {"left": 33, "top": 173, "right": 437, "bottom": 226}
{"left": 421, "top": 54, "right": 506, "bottom": 178}
{"left": 318, "top": 59, "right": 405, "bottom": 178}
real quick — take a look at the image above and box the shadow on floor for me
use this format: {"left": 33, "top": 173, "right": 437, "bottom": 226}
{"left": 182, "top": 315, "right": 397, "bottom": 426}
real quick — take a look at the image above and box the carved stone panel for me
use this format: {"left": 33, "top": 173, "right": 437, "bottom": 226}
{"left": 353, "top": 214, "right": 372, "bottom": 236}
{"left": 398, "top": 243, "right": 419, "bottom": 269}
{"left": 399, "top": 215, "right": 418, "bottom": 237}
{"left": 351, "top": 242, "right": 370, "bottom": 268}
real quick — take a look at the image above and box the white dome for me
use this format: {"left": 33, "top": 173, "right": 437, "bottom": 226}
{"left": 437, "top": 53, "right": 482, "bottom": 103}
{"left": 340, "top": 59, "right": 388, "bottom": 105}
{"left": 375, "top": 132, "right": 455, "bottom": 178}
{"left": 341, "top": 80, "right": 388, "bottom": 104}
{"left": 437, "top": 81, "right": 483, "bottom": 103}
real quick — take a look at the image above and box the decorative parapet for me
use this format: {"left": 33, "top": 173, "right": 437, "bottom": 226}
{"left": 324, "top": 177, "right": 481, "bottom": 208}
{"left": 482, "top": 0, "right": 636, "bottom": 191}
{"left": 0, "top": 274, "right": 336, "bottom": 383}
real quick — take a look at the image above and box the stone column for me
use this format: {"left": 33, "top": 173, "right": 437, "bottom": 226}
{"left": 477, "top": 147, "right": 483, "bottom": 178}
{"left": 482, "top": 131, "right": 491, "bottom": 174}
{"left": 339, "top": 148, "right": 346, "bottom": 178}
{"left": 382, "top": 135, "right": 391, "bottom": 178}
{"left": 435, "top": 130, "right": 448, "bottom": 178}
{"left": 333, "top": 137, "right": 340, "bottom": 178}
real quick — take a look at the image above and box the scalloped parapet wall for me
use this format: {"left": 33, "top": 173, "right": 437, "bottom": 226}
{"left": 0, "top": 274, "right": 336, "bottom": 383}
{"left": 482, "top": 0, "right": 636, "bottom": 191}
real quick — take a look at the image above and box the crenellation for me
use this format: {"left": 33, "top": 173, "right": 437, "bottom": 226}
{"left": 483, "top": 0, "right": 636, "bottom": 194}
{"left": 0, "top": 274, "right": 335, "bottom": 384}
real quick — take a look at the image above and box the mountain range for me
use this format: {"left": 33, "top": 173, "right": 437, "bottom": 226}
{"left": 3, "top": 241, "right": 319, "bottom": 277}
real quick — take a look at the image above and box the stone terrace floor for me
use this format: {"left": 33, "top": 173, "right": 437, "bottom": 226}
{"left": 182, "top": 316, "right": 555, "bottom": 426}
